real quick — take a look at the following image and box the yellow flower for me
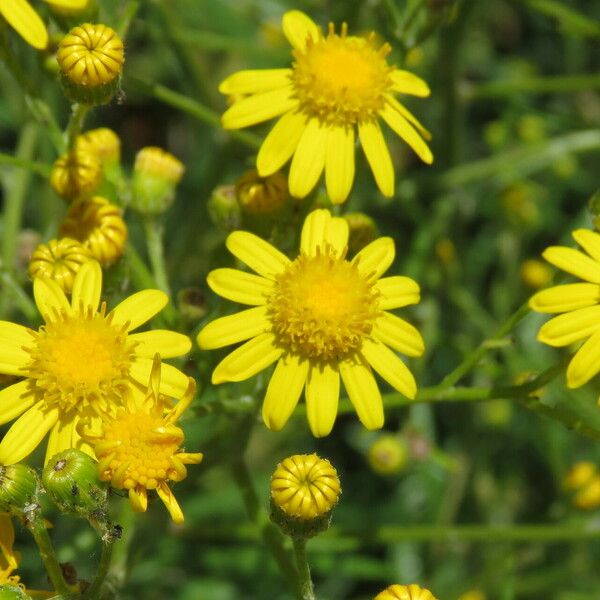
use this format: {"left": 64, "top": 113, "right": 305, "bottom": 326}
{"left": 59, "top": 197, "right": 127, "bottom": 267}
{"left": 529, "top": 229, "right": 600, "bottom": 390}
{"left": 0, "top": 515, "right": 19, "bottom": 588}
{"left": 82, "top": 355, "right": 202, "bottom": 523}
{"left": 220, "top": 10, "right": 432, "bottom": 204}
{"left": 374, "top": 584, "right": 438, "bottom": 600}
{"left": 0, "top": 0, "right": 87, "bottom": 50}
{"left": 197, "top": 209, "right": 424, "bottom": 436}
{"left": 0, "top": 261, "right": 191, "bottom": 465}
{"left": 28, "top": 238, "right": 94, "bottom": 294}
{"left": 271, "top": 454, "right": 340, "bottom": 520}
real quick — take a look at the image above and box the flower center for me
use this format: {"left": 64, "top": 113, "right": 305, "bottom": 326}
{"left": 291, "top": 24, "right": 394, "bottom": 126}
{"left": 27, "top": 306, "right": 134, "bottom": 414}
{"left": 268, "top": 246, "right": 380, "bottom": 360}
{"left": 97, "top": 410, "right": 184, "bottom": 491}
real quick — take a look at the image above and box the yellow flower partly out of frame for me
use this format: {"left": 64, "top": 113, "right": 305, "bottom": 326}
{"left": 198, "top": 209, "right": 424, "bottom": 436}
{"left": 82, "top": 355, "right": 203, "bottom": 523}
{"left": 0, "top": 0, "right": 87, "bottom": 50}
{"left": 220, "top": 10, "right": 432, "bottom": 204}
{"left": 0, "top": 261, "right": 191, "bottom": 465}
{"left": 374, "top": 584, "right": 438, "bottom": 600}
{"left": 529, "top": 229, "right": 600, "bottom": 390}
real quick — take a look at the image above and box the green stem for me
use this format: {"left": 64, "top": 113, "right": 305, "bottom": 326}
{"left": 85, "top": 537, "right": 115, "bottom": 600}
{"left": 0, "top": 271, "right": 38, "bottom": 321}
{"left": 292, "top": 537, "right": 315, "bottom": 600}
{"left": 117, "top": 0, "right": 141, "bottom": 38}
{"left": 0, "top": 151, "right": 50, "bottom": 177}
{"left": 143, "top": 217, "right": 171, "bottom": 296}
{"left": 65, "top": 103, "right": 90, "bottom": 150}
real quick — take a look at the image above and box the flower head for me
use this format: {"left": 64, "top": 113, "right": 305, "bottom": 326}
{"left": 374, "top": 584, "right": 438, "bottom": 600}
{"left": 59, "top": 197, "right": 127, "bottom": 267}
{"left": 78, "top": 128, "right": 121, "bottom": 166}
{"left": 82, "top": 355, "right": 202, "bottom": 523}
{"left": 220, "top": 10, "right": 432, "bottom": 203}
{"left": 367, "top": 434, "right": 408, "bottom": 475}
{"left": 0, "top": 0, "right": 87, "bottom": 49}
{"left": 235, "top": 169, "right": 289, "bottom": 216}
{"left": 28, "top": 238, "right": 94, "bottom": 294}
{"left": 529, "top": 229, "right": 600, "bottom": 390}
{"left": 50, "top": 144, "right": 102, "bottom": 202}
{"left": 0, "top": 261, "right": 191, "bottom": 464}
{"left": 198, "top": 209, "right": 424, "bottom": 436}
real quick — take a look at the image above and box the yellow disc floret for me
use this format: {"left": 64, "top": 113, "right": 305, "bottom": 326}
{"left": 269, "top": 246, "right": 380, "bottom": 360}
{"left": 271, "top": 454, "right": 340, "bottom": 520}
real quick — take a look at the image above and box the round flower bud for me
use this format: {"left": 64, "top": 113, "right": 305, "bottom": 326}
{"left": 520, "top": 259, "right": 552, "bottom": 290}
{"left": 59, "top": 196, "right": 127, "bottom": 267}
{"left": 57, "top": 23, "right": 124, "bottom": 105}
{"left": 574, "top": 476, "right": 600, "bottom": 510}
{"left": 0, "top": 586, "right": 33, "bottom": 600}
{"left": 130, "top": 147, "right": 185, "bottom": 215}
{"left": 457, "top": 591, "right": 486, "bottom": 600}
{"left": 235, "top": 169, "right": 288, "bottom": 216}
{"left": 564, "top": 461, "right": 597, "bottom": 491}
{"left": 367, "top": 435, "right": 408, "bottom": 476}
{"left": 78, "top": 128, "right": 121, "bottom": 167}
{"left": 374, "top": 584, "right": 438, "bottom": 600}
{"left": 177, "top": 287, "right": 208, "bottom": 323}
{"left": 50, "top": 144, "right": 102, "bottom": 202}
{"left": 0, "top": 465, "right": 39, "bottom": 517}
{"left": 270, "top": 454, "right": 340, "bottom": 538}
{"left": 207, "top": 185, "right": 241, "bottom": 231}
{"left": 343, "top": 212, "right": 378, "bottom": 255}
{"left": 28, "top": 238, "right": 94, "bottom": 294}
{"left": 42, "top": 449, "right": 108, "bottom": 520}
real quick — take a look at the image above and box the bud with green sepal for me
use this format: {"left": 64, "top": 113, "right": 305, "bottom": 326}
{"left": 588, "top": 189, "right": 600, "bottom": 232}
{"left": 207, "top": 185, "right": 241, "bottom": 231}
{"left": 0, "top": 465, "right": 39, "bottom": 518}
{"left": 0, "top": 586, "right": 33, "bottom": 600}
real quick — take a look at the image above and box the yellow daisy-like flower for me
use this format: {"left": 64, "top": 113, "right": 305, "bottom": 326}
{"left": 82, "top": 355, "right": 203, "bottom": 523}
{"left": 0, "top": 0, "right": 87, "bottom": 50}
{"left": 197, "top": 209, "right": 424, "bottom": 436}
{"left": 0, "top": 261, "right": 191, "bottom": 465}
{"left": 220, "top": 10, "right": 432, "bottom": 204}
{"left": 374, "top": 584, "right": 438, "bottom": 600}
{"left": 529, "top": 229, "right": 600, "bottom": 390}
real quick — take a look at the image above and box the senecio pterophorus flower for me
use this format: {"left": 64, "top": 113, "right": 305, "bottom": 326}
{"left": 0, "top": 0, "right": 87, "bottom": 49}
{"left": 374, "top": 584, "right": 438, "bottom": 600}
{"left": 197, "top": 209, "right": 424, "bottom": 436}
{"left": 220, "top": 10, "right": 432, "bottom": 204}
{"left": 82, "top": 356, "right": 203, "bottom": 523}
{"left": 529, "top": 229, "right": 600, "bottom": 392}
{"left": 0, "top": 261, "right": 191, "bottom": 465}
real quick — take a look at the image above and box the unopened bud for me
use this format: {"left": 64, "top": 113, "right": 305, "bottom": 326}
{"left": 208, "top": 185, "right": 241, "bottom": 231}
{"left": 367, "top": 435, "right": 408, "bottom": 476}
{"left": 375, "top": 584, "right": 439, "bottom": 600}
{"left": 0, "top": 464, "right": 39, "bottom": 517}
{"left": 344, "top": 212, "right": 377, "bottom": 255}
{"left": 50, "top": 144, "right": 102, "bottom": 202}
{"left": 177, "top": 287, "right": 208, "bottom": 323}
{"left": 235, "top": 169, "right": 288, "bottom": 216}
{"left": 0, "top": 586, "right": 33, "bottom": 600}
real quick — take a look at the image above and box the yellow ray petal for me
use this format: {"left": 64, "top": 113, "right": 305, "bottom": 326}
{"left": 529, "top": 283, "right": 600, "bottom": 314}
{"left": 212, "top": 333, "right": 282, "bottom": 384}
{"left": 0, "top": 404, "right": 58, "bottom": 464}
{"left": 197, "top": 306, "right": 270, "bottom": 350}
{"left": 128, "top": 330, "right": 191, "bottom": 358}
{"left": 45, "top": 417, "right": 76, "bottom": 465}
{"left": 207, "top": 268, "right": 273, "bottom": 305}
{"left": 358, "top": 120, "right": 394, "bottom": 197}
{"left": 0, "top": 321, "right": 34, "bottom": 346}
{"left": 339, "top": 357, "right": 383, "bottom": 430}
{"left": 261, "top": 354, "right": 308, "bottom": 431}
{"left": 282, "top": 10, "right": 320, "bottom": 51}
{"left": 352, "top": 237, "right": 395, "bottom": 279}
{"left": 385, "top": 95, "right": 432, "bottom": 140}
{"left": 219, "top": 68, "right": 292, "bottom": 95}
{"left": 380, "top": 104, "right": 433, "bottom": 164}
{"left": 0, "top": 381, "right": 35, "bottom": 425}
{"left": 34, "top": 276, "right": 71, "bottom": 322}
{"left": 375, "top": 276, "right": 421, "bottom": 310}
{"left": 257, "top": 111, "right": 306, "bottom": 176}
{"left": 0, "top": 344, "right": 30, "bottom": 376}
{"left": 305, "top": 362, "right": 340, "bottom": 437}
{"left": 156, "top": 482, "right": 184, "bottom": 523}
{"left": 221, "top": 87, "right": 297, "bottom": 129}
{"left": 3, "top": 0, "right": 48, "bottom": 49}
{"left": 109, "top": 290, "right": 168, "bottom": 331}
{"left": 361, "top": 338, "right": 417, "bottom": 399}
{"left": 573, "top": 229, "right": 600, "bottom": 263}
{"left": 567, "top": 329, "right": 600, "bottom": 388}
{"left": 289, "top": 118, "right": 327, "bottom": 198}
{"left": 0, "top": 514, "right": 16, "bottom": 569}
{"left": 129, "top": 359, "right": 189, "bottom": 398}
{"left": 390, "top": 69, "right": 431, "bottom": 97}
{"left": 372, "top": 312, "right": 425, "bottom": 357}
{"left": 71, "top": 260, "right": 102, "bottom": 312}
{"left": 325, "top": 126, "right": 355, "bottom": 204}
{"left": 128, "top": 487, "right": 148, "bottom": 512}
{"left": 300, "top": 209, "right": 349, "bottom": 258}
{"left": 542, "top": 246, "right": 600, "bottom": 283}
{"left": 226, "top": 231, "right": 290, "bottom": 279}
{"left": 537, "top": 305, "right": 600, "bottom": 347}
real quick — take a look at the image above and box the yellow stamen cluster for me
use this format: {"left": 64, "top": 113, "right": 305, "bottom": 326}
{"left": 50, "top": 144, "right": 102, "bottom": 202}
{"left": 134, "top": 147, "right": 185, "bottom": 184}
{"left": 374, "top": 584, "right": 438, "bottom": 600}
{"left": 235, "top": 169, "right": 289, "bottom": 215}
{"left": 292, "top": 23, "right": 393, "bottom": 126}
{"left": 271, "top": 454, "right": 340, "bottom": 520}
{"left": 59, "top": 196, "right": 127, "bottom": 267}
{"left": 57, "top": 23, "right": 124, "bottom": 87}
{"left": 26, "top": 305, "right": 134, "bottom": 414}
{"left": 28, "top": 238, "right": 94, "bottom": 294}
{"left": 269, "top": 246, "right": 380, "bottom": 360}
